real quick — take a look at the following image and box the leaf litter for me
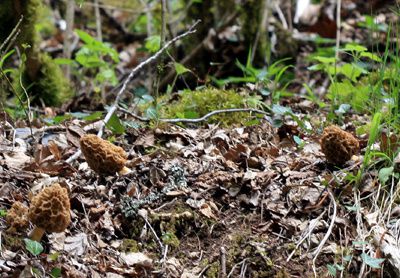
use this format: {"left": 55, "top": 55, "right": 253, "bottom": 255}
{"left": 1, "top": 111, "right": 397, "bottom": 278}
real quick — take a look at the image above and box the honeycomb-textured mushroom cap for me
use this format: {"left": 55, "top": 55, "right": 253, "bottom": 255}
{"left": 6, "top": 201, "right": 29, "bottom": 233}
{"left": 80, "top": 134, "right": 127, "bottom": 175}
{"left": 28, "top": 183, "right": 71, "bottom": 233}
{"left": 320, "top": 125, "right": 359, "bottom": 166}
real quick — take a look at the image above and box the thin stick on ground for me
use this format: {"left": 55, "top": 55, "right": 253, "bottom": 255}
{"left": 65, "top": 20, "right": 200, "bottom": 164}
{"left": 312, "top": 189, "right": 337, "bottom": 277}
{"left": 219, "top": 246, "right": 227, "bottom": 278}
{"left": 287, "top": 210, "right": 327, "bottom": 262}
{"left": 117, "top": 106, "right": 271, "bottom": 123}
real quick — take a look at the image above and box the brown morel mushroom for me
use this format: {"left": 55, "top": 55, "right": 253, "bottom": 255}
{"left": 80, "top": 134, "right": 129, "bottom": 175}
{"left": 6, "top": 201, "right": 29, "bottom": 234}
{"left": 320, "top": 125, "right": 359, "bottom": 166}
{"left": 28, "top": 183, "right": 71, "bottom": 242}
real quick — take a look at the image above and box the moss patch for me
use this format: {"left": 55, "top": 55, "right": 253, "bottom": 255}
{"left": 155, "top": 88, "right": 262, "bottom": 126}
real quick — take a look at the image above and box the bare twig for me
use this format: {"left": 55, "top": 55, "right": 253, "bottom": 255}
{"left": 335, "top": 0, "right": 342, "bottom": 61}
{"left": 227, "top": 259, "right": 247, "bottom": 278}
{"left": 287, "top": 210, "right": 327, "bottom": 262}
{"left": 63, "top": 0, "right": 75, "bottom": 79}
{"left": 312, "top": 189, "right": 337, "bottom": 277}
{"left": 219, "top": 246, "right": 227, "bottom": 278}
{"left": 94, "top": 0, "right": 102, "bottom": 42}
{"left": 140, "top": 0, "right": 154, "bottom": 36}
{"left": 65, "top": 20, "right": 200, "bottom": 164}
{"left": 138, "top": 209, "right": 165, "bottom": 254}
{"left": 153, "top": 0, "right": 167, "bottom": 98}
{"left": 118, "top": 106, "right": 270, "bottom": 124}
{"left": 0, "top": 16, "right": 23, "bottom": 53}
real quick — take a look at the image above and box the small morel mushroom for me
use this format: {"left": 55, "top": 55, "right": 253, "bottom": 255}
{"left": 28, "top": 183, "right": 71, "bottom": 242}
{"left": 6, "top": 201, "right": 29, "bottom": 234}
{"left": 320, "top": 125, "right": 359, "bottom": 166}
{"left": 80, "top": 134, "right": 129, "bottom": 175}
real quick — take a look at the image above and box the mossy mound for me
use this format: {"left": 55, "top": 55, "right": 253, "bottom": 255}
{"left": 0, "top": 0, "right": 72, "bottom": 106}
{"left": 14, "top": 52, "right": 72, "bottom": 106}
{"left": 156, "top": 88, "right": 262, "bottom": 126}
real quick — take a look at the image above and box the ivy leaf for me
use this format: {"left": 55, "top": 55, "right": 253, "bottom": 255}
{"left": 145, "top": 35, "right": 161, "bottom": 53}
{"left": 361, "top": 253, "right": 385, "bottom": 269}
{"left": 50, "top": 267, "right": 62, "bottom": 278}
{"left": 174, "top": 62, "right": 191, "bottom": 75}
{"left": 343, "top": 43, "right": 367, "bottom": 53}
{"left": 379, "top": 167, "right": 393, "bottom": 185}
{"left": 106, "top": 113, "right": 125, "bottom": 135}
{"left": 272, "top": 104, "right": 292, "bottom": 116}
{"left": 24, "top": 238, "right": 44, "bottom": 255}
{"left": 327, "top": 264, "right": 337, "bottom": 276}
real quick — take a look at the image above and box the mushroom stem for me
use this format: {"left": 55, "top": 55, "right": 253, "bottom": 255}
{"left": 29, "top": 226, "right": 46, "bottom": 242}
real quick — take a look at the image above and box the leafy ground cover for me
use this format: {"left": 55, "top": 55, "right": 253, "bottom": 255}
{"left": 1, "top": 1, "right": 400, "bottom": 277}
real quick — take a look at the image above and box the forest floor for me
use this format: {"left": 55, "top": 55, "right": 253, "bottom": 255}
{"left": 1, "top": 1, "right": 400, "bottom": 278}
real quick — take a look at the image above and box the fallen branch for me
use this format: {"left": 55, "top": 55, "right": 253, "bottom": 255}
{"left": 117, "top": 106, "right": 271, "bottom": 123}
{"left": 66, "top": 20, "right": 200, "bottom": 164}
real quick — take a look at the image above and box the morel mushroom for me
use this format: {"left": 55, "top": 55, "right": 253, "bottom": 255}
{"left": 320, "top": 125, "right": 359, "bottom": 166}
{"left": 6, "top": 201, "right": 29, "bottom": 234}
{"left": 28, "top": 183, "right": 71, "bottom": 242}
{"left": 80, "top": 134, "right": 129, "bottom": 175}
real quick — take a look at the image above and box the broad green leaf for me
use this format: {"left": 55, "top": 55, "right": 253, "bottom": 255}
{"left": 272, "top": 104, "right": 292, "bottom": 115}
{"left": 83, "top": 111, "right": 103, "bottom": 121}
{"left": 343, "top": 43, "right": 367, "bottom": 53}
{"left": 75, "top": 29, "right": 96, "bottom": 44}
{"left": 327, "top": 264, "right": 337, "bottom": 276}
{"left": 360, "top": 253, "right": 385, "bottom": 269}
{"left": 339, "top": 63, "right": 364, "bottom": 82}
{"left": 106, "top": 113, "right": 125, "bottom": 135}
{"left": 50, "top": 267, "right": 62, "bottom": 278}
{"left": 312, "top": 56, "right": 336, "bottom": 64}
{"left": 48, "top": 252, "right": 60, "bottom": 261}
{"left": 174, "top": 62, "right": 190, "bottom": 75}
{"left": 145, "top": 35, "right": 161, "bottom": 53}
{"left": 379, "top": 167, "right": 393, "bottom": 185}
{"left": 360, "top": 52, "right": 382, "bottom": 62}
{"left": 0, "top": 209, "right": 6, "bottom": 217}
{"left": 24, "top": 238, "right": 44, "bottom": 255}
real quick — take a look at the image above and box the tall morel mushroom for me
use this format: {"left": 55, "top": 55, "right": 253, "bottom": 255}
{"left": 320, "top": 125, "right": 359, "bottom": 166}
{"left": 80, "top": 134, "right": 129, "bottom": 175}
{"left": 28, "top": 183, "right": 71, "bottom": 242}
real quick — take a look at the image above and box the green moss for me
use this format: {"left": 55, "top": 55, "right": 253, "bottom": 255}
{"left": 161, "top": 232, "right": 180, "bottom": 248}
{"left": 120, "top": 239, "right": 140, "bottom": 253}
{"left": 1, "top": 0, "right": 72, "bottom": 106}
{"left": 156, "top": 88, "right": 260, "bottom": 126}
{"left": 205, "top": 261, "right": 220, "bottom": 278}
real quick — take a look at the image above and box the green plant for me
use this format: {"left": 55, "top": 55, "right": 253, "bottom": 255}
{"left": 212, "top": 50, "right": 294, "bottom": 104}
{"left": 55, "top": 29, "right": 120, "bottom": 93}
{"left": 309, "top": 43, "right": 381, "bottom": 117}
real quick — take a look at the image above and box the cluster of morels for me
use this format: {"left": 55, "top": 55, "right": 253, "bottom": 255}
{"left": 7, "top": 183, "right": 71, "bottom": 242}
{"left": 6, "top": 128, "right": 358, "bottom": 241}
